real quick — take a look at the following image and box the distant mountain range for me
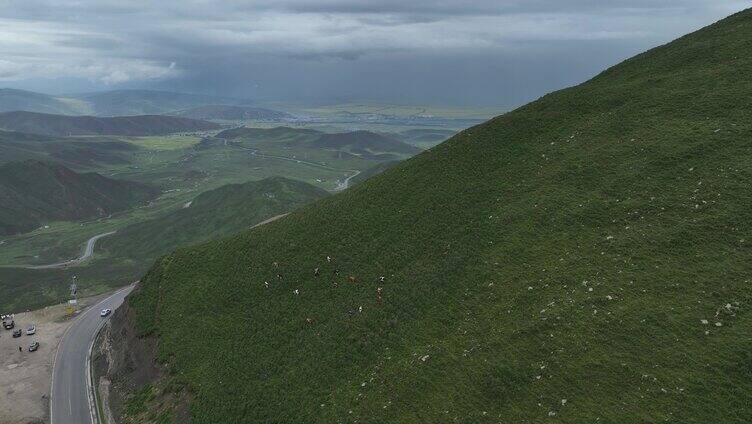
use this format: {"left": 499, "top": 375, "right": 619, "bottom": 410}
{"left": 0, "top": 160, "right": 158, "bottom": 235}
{"left": 0, "top": 111, "right": 219, "bottom": 136}
{"left": 0, "top": 88, "right": 255, "bottom": 117}
{"left": 0, "top": 130, "right": 137, "bottom": 167}
{"left": 172, "top": 105, "right": 296, "bottom": 121}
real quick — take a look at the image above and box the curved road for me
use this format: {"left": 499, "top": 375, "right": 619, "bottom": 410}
{"left": 50, "top": 285, "right": 133, "bottom": 424}
{"left": 334, "top": 170, "right": 361, "bottom": 191}
{"left": 28, "top": 231, "right": 116, "bottom": 270}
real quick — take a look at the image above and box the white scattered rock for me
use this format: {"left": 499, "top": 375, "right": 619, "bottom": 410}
{"left": 715, "top": 322, "right": 722, "bottom": 327}
{"left": 293, "top": 289, "right": 299, "bottom": 295}
{"left": 700, "top": 319, "right": 708, "bottom": 325}
{"left": 420, "top": 355, "right": 430, "bottom": 362}
{"left": 561, "top": 399, "right": 567, "bottom": 405}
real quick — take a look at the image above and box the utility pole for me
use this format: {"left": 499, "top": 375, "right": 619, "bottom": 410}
{"left": 66, "top": 276, "right": 78, "bottom": 315}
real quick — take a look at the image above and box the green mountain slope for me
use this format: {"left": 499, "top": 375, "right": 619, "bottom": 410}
{"left": 0, "top": 111, "right": 219, "bottom": 136}
{"left": 102, "top": 177, "right": 328, "bottom": 261}
{"left": 0, "top": 160, "right": 158, "bottom": 235}
{"left": 115, "top": 10, "right": 752, "bottom": 423}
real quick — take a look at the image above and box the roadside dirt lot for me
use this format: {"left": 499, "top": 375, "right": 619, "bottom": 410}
{"left": 0, "top": 295, "right": 103, "bottom": 424}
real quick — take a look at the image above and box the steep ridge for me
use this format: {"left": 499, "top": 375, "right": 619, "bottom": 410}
{"left": 0, "top": 111, "right": 219, "bottom": 136}
{"left": 0, "top": 160, "right": 158, "bottom": 235}
{"left": 114, "top": 10, "right": 752, "bottom": 423}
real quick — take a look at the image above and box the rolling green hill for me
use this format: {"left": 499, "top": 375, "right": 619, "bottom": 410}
{"left": 0, "top": 111, "right": 219, "bottom": 137}
{"left": 0, "top": 160, "right": 158, "bottom": 235}
{"left": 109, "top": 10, "right": 752, "bottom": 423}
{"left": 101, "top": 177, "right": 328, "bottom": 261}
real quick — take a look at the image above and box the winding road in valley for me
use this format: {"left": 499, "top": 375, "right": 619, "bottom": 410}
{"left": 26, "top": 231, "right": 115, "bottom": 270}
{"left": 50, "top": 285, "right": 133, "bottom": 424}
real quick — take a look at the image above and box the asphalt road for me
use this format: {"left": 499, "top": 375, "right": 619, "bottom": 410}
{"left": 50, "top": 285, "right": 133, "bottom": 424}
{"left": 334, "top": 170, "right": 362, "bottom": 191}
{"left": 28, "top": 231, "right": 116, "bottom": 270}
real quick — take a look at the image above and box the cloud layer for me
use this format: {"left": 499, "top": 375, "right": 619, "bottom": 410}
{"left": 0, "top": 0, "right": 747, "bottom": 105}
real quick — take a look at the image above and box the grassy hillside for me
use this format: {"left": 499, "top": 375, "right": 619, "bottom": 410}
{"left": 0, "top": 160, "right": 158, "bottom": 235}
{"left": 102, "top": 177, "right": 328, "bottom": 261}
{"left": 172, "top": 105, "right": 295, "bottom": 121}
{"left": 0, "top": 111, "right": 219, "bottom": 136}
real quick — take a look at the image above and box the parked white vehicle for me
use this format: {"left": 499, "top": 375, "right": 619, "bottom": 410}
{"left": 100, "top": 309, "right": 112, "bottom": 317}
{"left": 26, "top": 325, "right": 36, "bottom": 335}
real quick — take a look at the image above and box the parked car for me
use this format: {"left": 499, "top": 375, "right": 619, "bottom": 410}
{"left": 26, "top": 325, "right": 36, "bottom": 335}
{"left": 3, "top": 319, "right": 14, "bottom": 330}
{"left": 100, "top": 309, "right": 112, "bottom": 317}
{"left": 12, "top": 329, "right": 22, "bottom": 338}
{"left": 29, "top": 342, "right": 40, "bottom": 352}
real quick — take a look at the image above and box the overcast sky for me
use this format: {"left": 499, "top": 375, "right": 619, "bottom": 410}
{"left": 0, "top": 1, "right": 748, "bottom": 107}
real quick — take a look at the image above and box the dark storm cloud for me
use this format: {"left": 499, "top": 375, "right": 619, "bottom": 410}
{"left": 0, "top": 1, "right": 748, "bottom": 105}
